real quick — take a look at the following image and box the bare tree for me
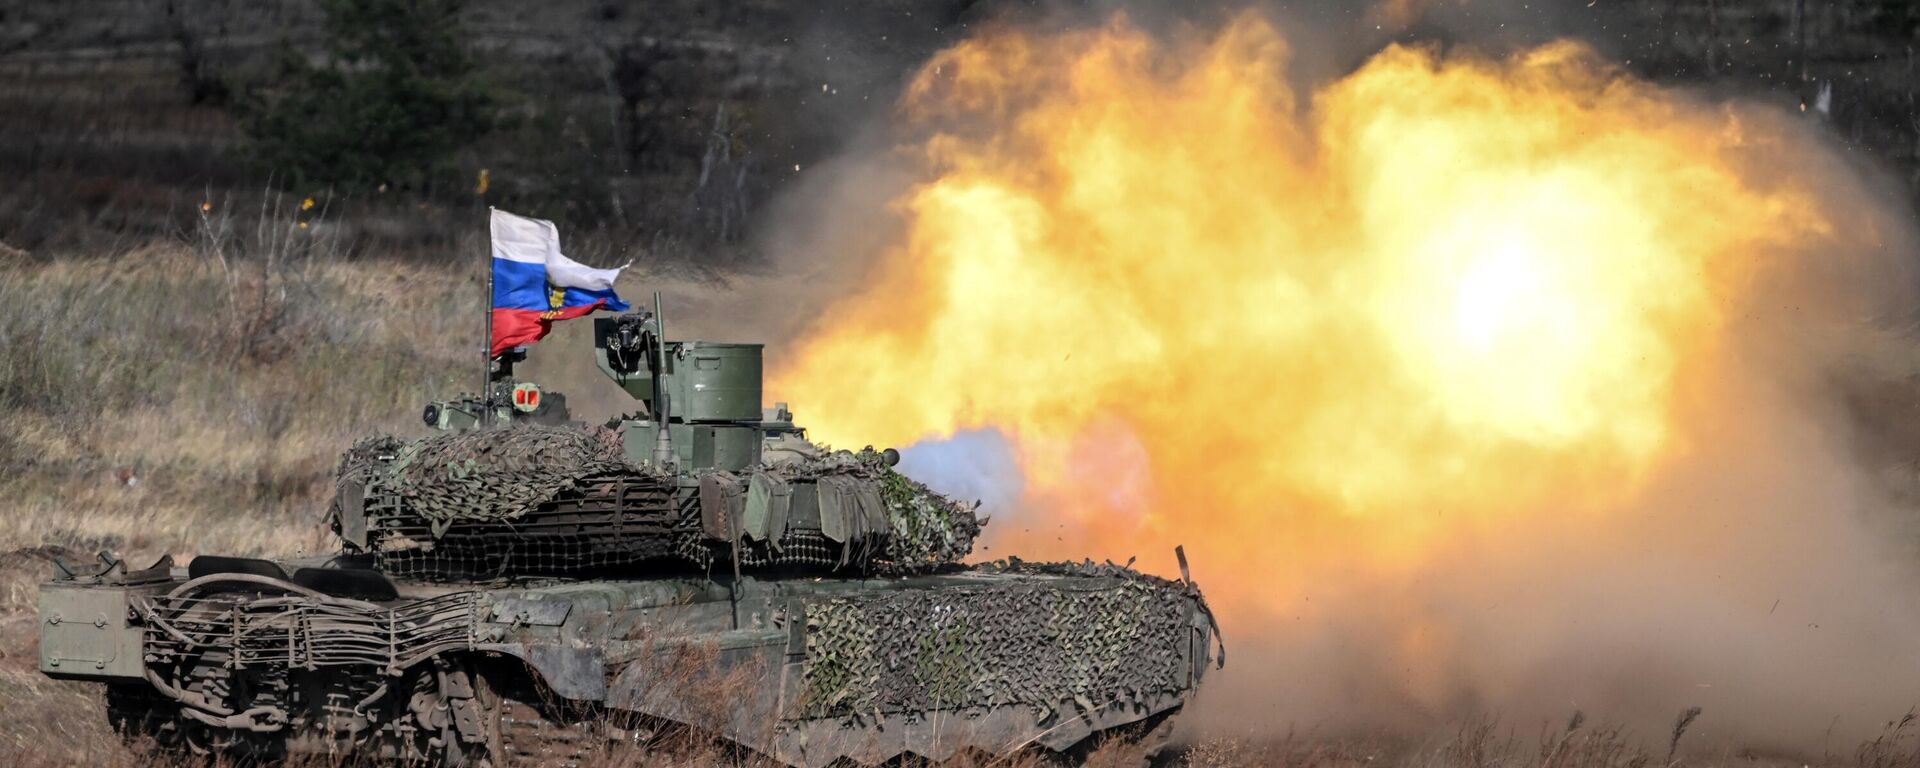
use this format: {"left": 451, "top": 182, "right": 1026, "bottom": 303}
{"left": 688, "top": 105, "right": 753, "bottom": 244}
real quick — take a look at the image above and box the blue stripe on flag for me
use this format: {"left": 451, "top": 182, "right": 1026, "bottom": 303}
{"left": 561, "top": 286, "right": 629, "bottom": 312}
{"left": 492, "top": 257, "right": 550, "bottom": 311}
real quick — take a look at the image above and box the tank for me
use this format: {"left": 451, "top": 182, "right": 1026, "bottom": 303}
{"left": 37, "top": 302, "right": 1221, "bottom": 766}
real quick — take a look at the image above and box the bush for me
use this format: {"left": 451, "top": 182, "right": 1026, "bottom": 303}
{"left": 240, "top": 0, "right": 493, "bottom": 191}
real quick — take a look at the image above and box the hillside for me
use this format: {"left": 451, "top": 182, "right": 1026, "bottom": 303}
{"left": 5, "top": 1, "right": 1920, "bottom": 259}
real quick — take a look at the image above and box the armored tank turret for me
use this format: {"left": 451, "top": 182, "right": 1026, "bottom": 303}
{"left": 38, "top": 297, "right": 1220, "bottom": 767}
{"left": 338, "top": 308, "right": 982, "bottom": 582}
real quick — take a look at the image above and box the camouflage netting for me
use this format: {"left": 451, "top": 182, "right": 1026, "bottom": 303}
{"left": 373, "top": 426, "right": 634, "bottom": 523}
{"left": 332, "top": 429, "right": 984, "bottom": 576}
{"left": 748, "top": 448, "right": 983, "bottom": 571}
{"left": 878, "top": 468, "right": 980, "bottom": 567}
{"left": 333, "top": 434, "right": 405, "bottom": 525}
{"left": 799, "top": 561, "right": 1203, "bottom": 719}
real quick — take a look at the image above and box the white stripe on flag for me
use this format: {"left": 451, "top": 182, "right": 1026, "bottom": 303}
{"left": 489, "top": 209, "right": 553, "bottom": 265}
{"left": 490, "top": 208, "right": 625, "bottom": 290}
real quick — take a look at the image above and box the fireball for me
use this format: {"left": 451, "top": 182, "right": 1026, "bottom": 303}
{"left": 771, "top": 14, "right": 1836, "bottom": 611}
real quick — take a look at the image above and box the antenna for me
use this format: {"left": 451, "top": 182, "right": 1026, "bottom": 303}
{"left": 650, "top": 291, "right": 675, "bottom": 467}
{"left": 482, "top": 212, "right": 495, "bottom": 425}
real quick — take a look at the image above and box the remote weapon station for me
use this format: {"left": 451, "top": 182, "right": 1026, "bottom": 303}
{"left": 38, "top": 294, "right": 1219, "bottom": 766}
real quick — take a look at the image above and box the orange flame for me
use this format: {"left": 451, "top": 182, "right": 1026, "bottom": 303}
{"left": 771, "top": 15, "right": 1836, "bottom": 616}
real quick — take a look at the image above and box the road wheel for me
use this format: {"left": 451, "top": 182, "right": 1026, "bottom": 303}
{"left": 466, "top": 663, "right": 601, "bottom": 767}
{"left": 1068, "top": 707, "right": 1182, "bottom": 768}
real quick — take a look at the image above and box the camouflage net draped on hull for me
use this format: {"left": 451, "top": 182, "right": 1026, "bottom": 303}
{"left": 799, "top": 561, "right": 1206, "bottom": 720}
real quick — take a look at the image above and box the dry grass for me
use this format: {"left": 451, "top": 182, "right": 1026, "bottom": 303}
{"left": 1175, "top": 709, "right": 1768, "bottom": 768}
{"left": 0, "top": 222, "right": 480, "bottom": 564}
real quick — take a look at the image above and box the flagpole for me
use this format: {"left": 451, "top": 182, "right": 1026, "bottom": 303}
{"left": 482, "top": 207, "right": 494, "bottom": 425}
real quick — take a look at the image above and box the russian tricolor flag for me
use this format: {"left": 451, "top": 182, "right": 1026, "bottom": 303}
{"left": 490, "top": 209, "right": 630, "bottom": 356}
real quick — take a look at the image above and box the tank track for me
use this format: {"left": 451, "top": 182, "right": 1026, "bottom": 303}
{"left": 471, "top": 662, "right": 621, "bottom": 768}
{"left": 105, "top": 682, "right": 188, "bottom": 754}
{"left": 495, "top": 696, "right": 596, "bottom": 767}
{"left": 1070, "top": 708, "right": 1181, "bottom": 768}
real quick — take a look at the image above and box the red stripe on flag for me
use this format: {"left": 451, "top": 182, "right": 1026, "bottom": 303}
{"left": 490, "top": 308, "right": 549, "bottom": 356}
{"left": 488, "top": 300, "right": 607, "bottom": 356}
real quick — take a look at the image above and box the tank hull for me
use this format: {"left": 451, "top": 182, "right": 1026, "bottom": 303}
{"left": 42, "top": 557, "right": 1216, "bottom": 766}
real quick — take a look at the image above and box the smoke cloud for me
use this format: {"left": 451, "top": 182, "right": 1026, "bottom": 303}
{"left": 742, "top": 2, "right": 1920, "bottom": 753}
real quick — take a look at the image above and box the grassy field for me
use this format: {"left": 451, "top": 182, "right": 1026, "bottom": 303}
{"left": 0, "top": 243, "right": 474, "bottom": 559}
